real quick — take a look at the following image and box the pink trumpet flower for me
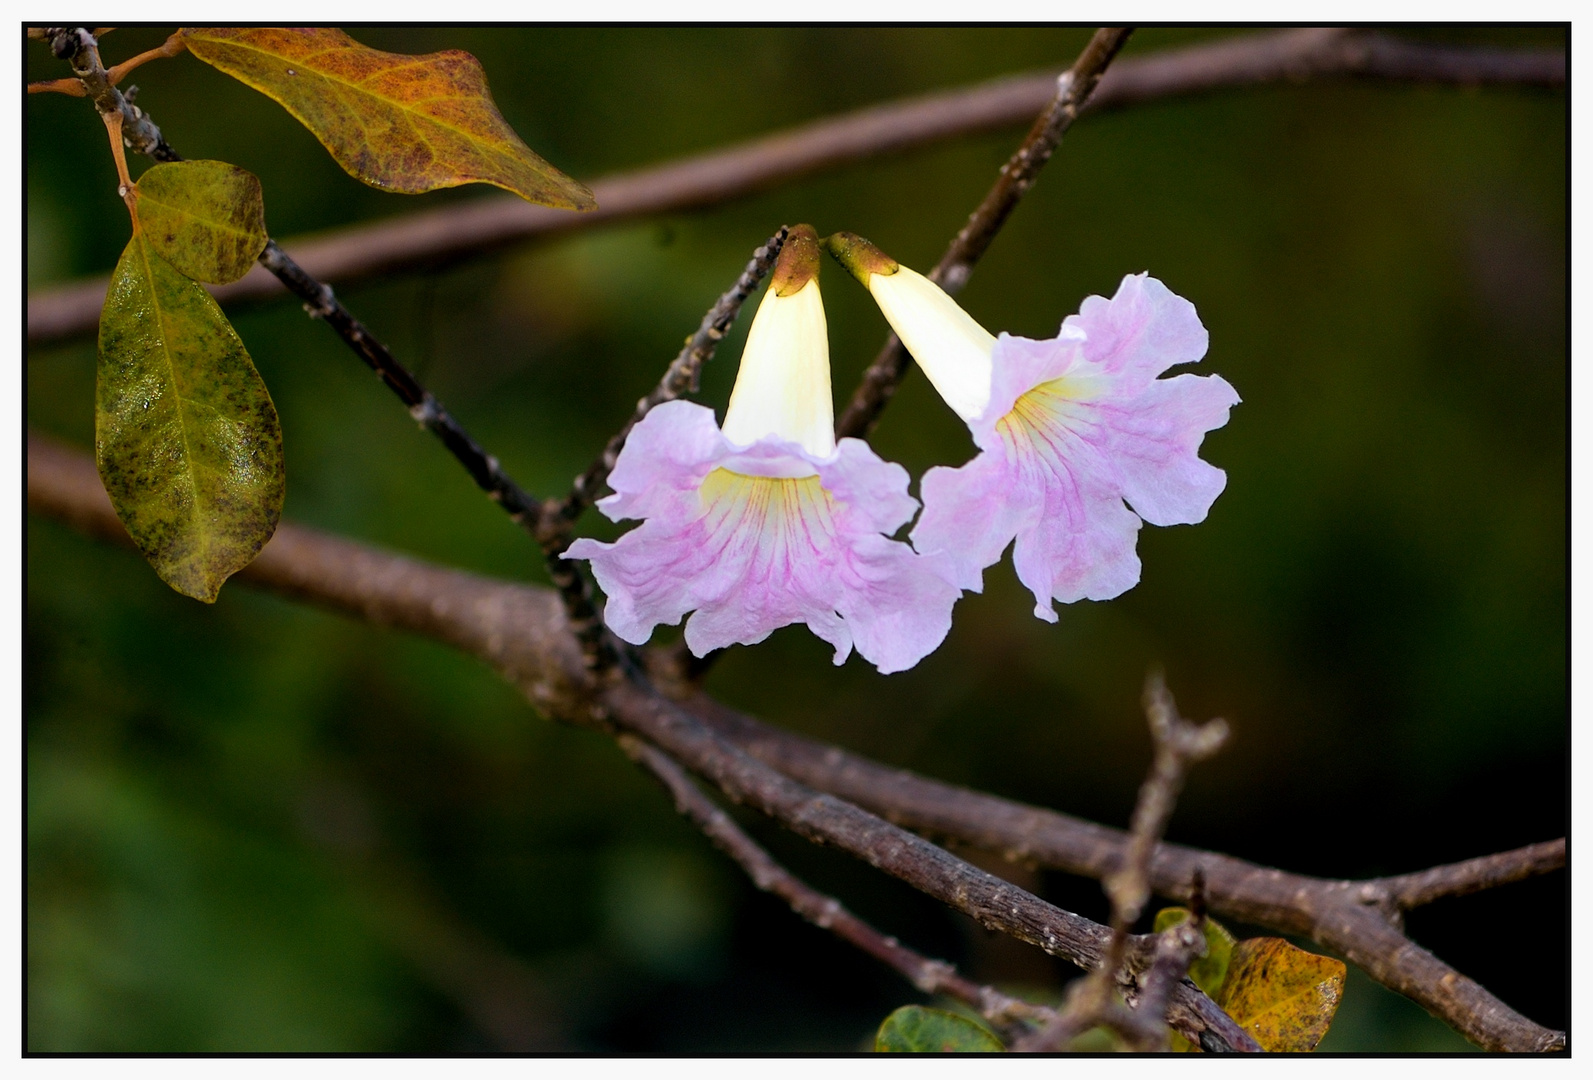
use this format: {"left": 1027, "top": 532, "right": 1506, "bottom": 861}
{"left": 826, "top": 233, "right": 1239, "bottom": 621}
{"left": 565, "top": 226, "right": 960, "bottom": 673}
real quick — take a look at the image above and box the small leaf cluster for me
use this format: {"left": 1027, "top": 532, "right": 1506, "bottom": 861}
{"left": 872, "top": 906, "right": 1346, "bottom": 1053}
{"left": 84, "top": 27, "right": 592, "bottom": 601}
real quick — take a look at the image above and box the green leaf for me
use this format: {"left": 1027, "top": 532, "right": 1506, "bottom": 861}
{"left": 1216, "top": 937, "right": 1347, "bottom": 1052}
{"left": 180, "top": 27, "right": 596, "bottom": 210}
{"left": 96, "top": 232, "right": 285, "bottom": 602}
{"left": 131, "top": 160, "right": 268, "bottom": 284}
{"left": 874, "top": 1006, "right": 1003, "bottom": 1053}
{"left": 1153, "top": 906, "right": 1237, "bottom": 1000}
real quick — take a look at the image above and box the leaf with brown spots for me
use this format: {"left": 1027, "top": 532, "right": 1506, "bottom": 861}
{"left": 179, "top": 27, "right": 595, "bottom": 210}
{"left": 130, "top": 160, "right": 267, "bottom": 284}
{"left": 1216, "top": 937, "right": 1347, "bottom": 1052}
{"left": 874, "top": 1006, "right": 1003, "bottom": 1052}
{"left": 96, "top": 231, "right": 285, "bottom": 603}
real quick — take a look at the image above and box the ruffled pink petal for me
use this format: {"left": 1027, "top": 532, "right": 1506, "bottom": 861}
{"left": 910, "top": 451, "right": 1036, "bottom": 592}
{"left": 1010, "top": 484, "right": 1142, "bottom": 619}
{"left": 971, "top": 328, "right": 1084, "bottom": 440}
{"left": 566, "top": 404, "right": 959, "bottom": 672}
{"left": 1102, "top": 372, "right": 1239, "bottom": 526}
{"left": 819, "top": 438, "right": 921, "bottom": 537}
{"left": 1061, "top": 272, "right": 1209, "bottom": 398}
{"left": 914, "top": 274, "right": 1234, "bottom": 618}
{"left": 598, "top": 399, "right": 726, "bottom": 520}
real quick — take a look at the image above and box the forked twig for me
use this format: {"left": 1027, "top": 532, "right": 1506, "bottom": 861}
{"left": 1015, "top": 675, "right": 1228, "bottom": 1052}
{"left": 835, "top": 27, "right": 1133, "bottom": 440}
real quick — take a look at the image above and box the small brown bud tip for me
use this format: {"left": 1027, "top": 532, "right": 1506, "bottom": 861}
{"left": 769, "top": 224, "right": 821, "bottom": 297}
{"left": 820, "top": 231, "right": 900, "bottom": 284}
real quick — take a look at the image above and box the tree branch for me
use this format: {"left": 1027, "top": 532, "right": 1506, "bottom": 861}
{"left": 1373, "top": 840, "right": 1566, "bottom": 912}
{"left": 539, "top": 227, "right": 789, "bottom": 538}
{"left": 27, "top": 28, "right": 1565, "bottom": 348}
{"left": 27, "top": 431, "right": 1562, "bottom": 1052}
{"left": 618, "top": 733, "right": 1051, "bottom": 1036}
{"left": 24, "top": 431, "right": 1255, "bottom": 1053}
{"left": 39, "top": 28, "right": 620, "bottom": 668}
{"left": 835, "top": 27, "right": 1132, "bottom": 441}
{"left": 1015, "top": 676, "right": 1225, "bottom": 1053}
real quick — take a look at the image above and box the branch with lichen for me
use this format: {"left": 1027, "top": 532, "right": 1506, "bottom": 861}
{"left": 26, "top": 434, "right": 1564, "bottom": 1051}
{"left": 1014, "top": 676, "right": 1226, "bottom": 1052}
{"left": 28, "top": 28, "right": 1566, "bottom": 347}
{"left": 619, "top": 733, "right": 1052, "bottom": 1038}
{"left": 26, "top": 26, "right": 1566, "bottom": 1055}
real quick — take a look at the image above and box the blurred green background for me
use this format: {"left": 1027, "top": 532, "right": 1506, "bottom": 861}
{"left": 26, "top": 27, "right": 1565, "bottom": 1051}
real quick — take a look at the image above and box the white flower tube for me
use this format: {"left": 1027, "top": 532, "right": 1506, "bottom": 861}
{"left": 721, "top": 226, "right": 835, "bottom": 458}
{"left": 823, "top": 232, "right": 996, "bottom": 422}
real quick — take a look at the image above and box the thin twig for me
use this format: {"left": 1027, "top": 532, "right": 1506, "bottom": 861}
{"left": 1373, "top": 839, "right": 1566, "bottom": 911}
{"left": 41, "top": 27, "right": 611, "bottom": 661}
{"left": 1105, "top": 673, "right": 1229, "bottom": 934}
{"left": 540, "top": 226, "right": 789, "bottom": 537}
{"left": 618, "top": 733, "right": 1051, "bottom": 1037}
{"left": 28, "top": 77, "right": 85, "bottom": 95}
{"left": 27, "top": 433, "right": 1563, "bottom": 1052}
{"left": 1015, "top": 677, "right": 1226, "bottom": 1053}
{"left": 42, "top": 27, "right": 178, "bottom": 163}
{"left": 834, "top": 27, "right": 1132, "bottom": 441}
{"left": 104, "top": 30, "right": 185, "bottom": 86}
{"left": 27, "top": 28, "right": 1566, "bottom": 348}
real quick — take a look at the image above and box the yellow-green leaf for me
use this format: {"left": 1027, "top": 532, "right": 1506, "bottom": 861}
{"left": 96, "top": 232, "right": 284, "bottom": 602}
{"left": 875, "top": 1006, "right": 1003, "bottom": 1053}
{"left": 180, "top": 27, "right": 595, "bottom": 210}
{"left": 1216, "top": 937, "right": 1347, "bottom": 1052}
{"left": 1153, "top": 906, "right": 1238, "bottom": 1000}
{"left": 131, "top": 160, "right": 267, "bottom": 284}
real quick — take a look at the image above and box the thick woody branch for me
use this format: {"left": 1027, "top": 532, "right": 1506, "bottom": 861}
{"left": 26, "top": 433, "right": 1562, "bottom": 1052}
{"left": 27, "top": 28, "right": 1565, "bottom": 347}
{"left": 681, "top": 697, "right": 1564, "bottom": 1052}
{"left": 618, "top": 733, "right": 1050, "bottom": 1035}
{"left": 24, "top": 433, "right": 1253, "bottom": 1053}
{"left": 835, "top": 27, "right": 1132, "bottom": 440}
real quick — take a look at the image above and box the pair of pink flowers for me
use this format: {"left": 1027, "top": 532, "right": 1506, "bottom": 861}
{"left": 566, "top": 226, "right": 1239, "bottom": 674}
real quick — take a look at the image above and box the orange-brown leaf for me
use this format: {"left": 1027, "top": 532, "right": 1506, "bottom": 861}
{"left": 1217, "top": 937, "right": 1347, "bottom": 1052}
{"left": 180, "top": 27, "right": 595, "bottom": 210}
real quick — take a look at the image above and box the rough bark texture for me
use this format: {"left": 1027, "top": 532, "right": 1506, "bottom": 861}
{"left": 27, "top": 28, "right": 1565, "bottom": 347}
{"left": 27, "top": 432, "right": 1565, "bottom": 1052}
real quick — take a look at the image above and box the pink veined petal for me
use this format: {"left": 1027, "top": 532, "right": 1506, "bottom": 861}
{"left": 1010, "top": 483, "right": 1143, "bottom": 619}
{"left": 598, "top": 399, "right": 726, "bottom": 521}
{"left": 819, "top": 437, "right": 921, "bottom": 537}
{"left": 914, "top": 274, "right": 1233, "bottom": 620}
{"left": 566, "top": 416, "right": 961, "bottom": 672}
{"left": 910, "top": 451, "right": 1037, "bottom": 592}
{"left": 1103, "top": 372, "right": 1240, "bottom": 526}
{"left": 972, "top": 330, "right": 1083, "bottom": 441}
{"left": 1061, "top": 272, "right": 1209, "bottom": 398}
